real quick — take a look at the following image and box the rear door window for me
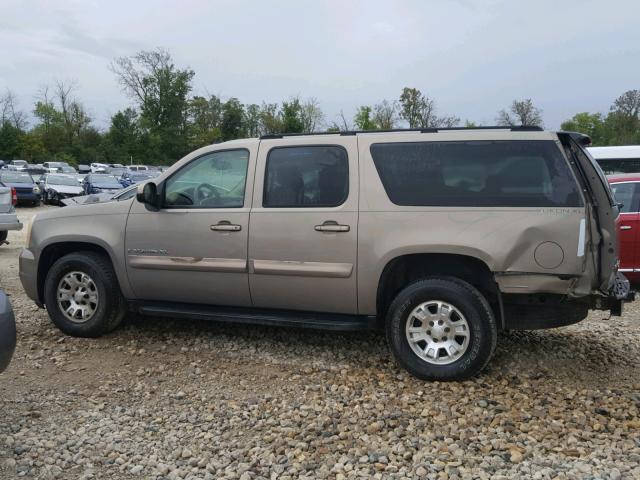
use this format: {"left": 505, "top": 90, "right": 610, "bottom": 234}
{"left": 370, "top": 140, "right": 582, "bottom": 207}
{"left": 263, "top": 146, "right": 348, "bottom": 207}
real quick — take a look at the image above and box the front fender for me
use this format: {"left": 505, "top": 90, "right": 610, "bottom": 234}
{"left": 30, "top": 202, "right": 134, "bottom": 300}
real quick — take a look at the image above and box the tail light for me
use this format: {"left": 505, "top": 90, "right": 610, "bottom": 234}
{"left": 11, "top": 187, "right": 17, "bottom": 206}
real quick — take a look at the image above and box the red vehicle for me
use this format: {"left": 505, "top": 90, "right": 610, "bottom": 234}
{"left": 608, "top": 173, "right": 640, "bottom": 282}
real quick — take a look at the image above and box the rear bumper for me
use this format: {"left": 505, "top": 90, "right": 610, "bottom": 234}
{"left": 0, "top": 291, "right": 16, "bottom": 373}
{"left": 0, "top": 212, "right": 23, "bottom": 231}
{"left": 16, "top": 192, "right": 41, "bottom": 203}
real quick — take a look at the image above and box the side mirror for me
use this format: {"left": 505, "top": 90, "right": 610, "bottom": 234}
{"left": 137, "top": 182, "right": 160, "bottom": 209}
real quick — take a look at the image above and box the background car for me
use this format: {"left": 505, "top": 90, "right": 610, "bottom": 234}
{"left": 90, "top": 162, "right": 109, "bottom": 173}
{"left": 9, "top": 160, "right": 28, "bottom": 171}
{"left": 59, "top": 166, "right": 78, "bottom": 174}
{"left": 77, "top": 165, "right": 91, "bottom": 174}
{"left": 43, "top": 161, "right": 67, "bottom": 173}
{"left": 61, "top": 183, "right": 138, "bottom": 206}
{"left": 26, "top": 164, "right": 46, "bottom": 177}
{"left": 42, "top": 173, "right": 85, "bottom": 205}
{"left": 107, "top": 166, "right": 128, "bottom": 182}
{"left": 608, "top": 173, "right": 640, "bottom": 282}
{"left": 0, "top": 290, "right": 16, "bottom": 373}
{"left": 81, "top": 173, "right": 123, "bottom": 195}
{"left": 0, "top": 170, "right": 41, "bottom": 206}
{"left": 119, "top": 170, "right": 160, "bottom": 187}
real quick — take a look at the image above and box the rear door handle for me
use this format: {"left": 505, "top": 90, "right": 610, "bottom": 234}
{"left": 315, "top": 221, "right": 350, "bottom": 233}
{"left": 620, "top": 225, "right": 632, "bottom": 231}
{"left": 211, "top": 221, "right": 242, "bottom": 232}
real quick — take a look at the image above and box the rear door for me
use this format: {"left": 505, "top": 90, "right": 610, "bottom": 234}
{"left": 248, "top": 137, "right": 359, "bottom": 314}
{"left": 609, "top": 181, "right": 640, "bottom": 274}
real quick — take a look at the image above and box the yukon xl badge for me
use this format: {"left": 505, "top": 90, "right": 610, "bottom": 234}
{"left": 127, "top": 248, "right": 168, "bottom": 256}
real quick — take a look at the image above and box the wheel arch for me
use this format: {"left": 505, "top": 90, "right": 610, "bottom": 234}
{"left": 36, "top": 239, "right": 126, "bottom": 305}
{"left": 376, "top": 252, "right": 503, "bottom": 327}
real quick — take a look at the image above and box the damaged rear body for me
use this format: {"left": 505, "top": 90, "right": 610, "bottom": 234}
{"left": 356, "top": 130, "right": 632, "bottom": 329}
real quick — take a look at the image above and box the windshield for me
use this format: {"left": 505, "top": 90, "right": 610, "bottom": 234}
{"left": 48, "top": 175, "right": 80, "bottom": 186}
{"left": 11, "top": 160, "right": 27, "bottom": 166}
{"left": 1, "top": 172, "right": 33, "bottom": 183}
{"left": 109, "top": 168, "right": 127, "bottom": 175}
{"left": 60, "top": 166, "right": 76, "bottom": 173}
{"left": 88, "top": 175, "right": 121, "bottom": 188}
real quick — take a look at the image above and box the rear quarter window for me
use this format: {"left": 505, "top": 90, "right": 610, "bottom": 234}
{"left": 370, "top": 140, "right": 583, "bottom": 207}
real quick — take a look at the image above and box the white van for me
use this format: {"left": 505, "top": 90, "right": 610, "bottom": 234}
{"left": 587, "top": 145, "right": 640, "bottom": 175}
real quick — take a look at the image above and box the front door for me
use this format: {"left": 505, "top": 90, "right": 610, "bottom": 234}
{"left": 248, "top": 138, "right": 359, "bottom": 314}
{"left": 610, "top": 181, "right": 640, "bottom": 275}
{"left": 125, "top": 147, "right": 255, "bottom": 306}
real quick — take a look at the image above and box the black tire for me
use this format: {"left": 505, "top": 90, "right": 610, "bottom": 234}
{"left": 44, "top": 251, "right": 126, "bottom": 337}
{"left": 0, "top": 231, "right": 7, "bottom": 244}
{"left": 386, "top": 277, "right": 497, "bottom": 381}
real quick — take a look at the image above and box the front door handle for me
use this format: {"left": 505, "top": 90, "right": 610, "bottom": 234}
{"left": 211, "top": 221, "right": 242, "bottom": 232}
{"left": 620, "top": 225, "right": 632, "bottom": 231}
{"left": 315, "top": 221, "right": 350, "bottom": 233}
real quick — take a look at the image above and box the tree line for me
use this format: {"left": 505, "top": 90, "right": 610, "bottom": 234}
{"left": 1, "top": 48, "right": 639, "bottom": 166}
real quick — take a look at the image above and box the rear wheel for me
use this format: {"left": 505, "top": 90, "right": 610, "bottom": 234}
{"left": 44, "top": 251, "right": 126, "bottom": 337}
{"left": 386, "top": 277, "right": 497, "bottom": 381}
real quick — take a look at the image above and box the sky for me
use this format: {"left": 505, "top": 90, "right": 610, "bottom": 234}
{"left": 1, "top": 0, "right": 639, "bottom": 130}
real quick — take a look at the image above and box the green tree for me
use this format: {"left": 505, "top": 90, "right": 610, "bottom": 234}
{"left": 497, "top": 99, "right": 543, "bottom": 127}
{"left": 373, "top": 100, "right": 397, "bottom": 129}
{"left": 244, "top": 104, "right": 261, "bottom": 138}
{"left": 0, "top": 122, "right": 25, "bottom": 160}
{"left": 560, "top": 112, "right": 605, "bottom": 144}
{"left": 603, "top": 90, "right": 640, "bottom": 145}
{"left": 398, "top": 87, "right": 459, "bottom": 128}
{"left": 111, "top": 48, "right": 195, "bottom": 163}
{"left": 220, "top": 98, "right": 245, "bottom": 141}
{"left": 259, "top": 103, "right": 283, "bottom": 135}
{"left": 101, "top": 108, "right": 142, "bottom": 163}
{"left": 353, "top": 106, "right": 377, "bottom": 130}
{"left": 281, "top": 97, "right": 304, "bottom": 133}
{"left": 187, "top": 95, "right": 223, "bottom": 147}
{"left": 300, "top": 98, "right": 323, "bottom": 132}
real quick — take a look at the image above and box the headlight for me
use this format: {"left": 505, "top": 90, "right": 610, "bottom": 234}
{"left": 33, "top": 185, "right": 40, "bottom": 194}
{"left": 25, "top": 214, "right": 36, "bottom": 248}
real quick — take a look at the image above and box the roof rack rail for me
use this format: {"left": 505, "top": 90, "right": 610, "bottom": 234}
{"left": 259, "top": 125, "right": 543, "bottom": 139}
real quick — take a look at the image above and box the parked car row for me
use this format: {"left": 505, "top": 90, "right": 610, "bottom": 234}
{"left": 0, "top": 161, "right": 164, "bottom": 206}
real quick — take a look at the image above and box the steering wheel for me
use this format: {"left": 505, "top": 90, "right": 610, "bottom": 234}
{"left": 193, "top": 183, "right": 222, "bottom": 205}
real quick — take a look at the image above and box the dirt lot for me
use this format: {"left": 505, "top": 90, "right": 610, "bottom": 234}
{"left": 0, "top": 205, "right": 639, "bottom": 480}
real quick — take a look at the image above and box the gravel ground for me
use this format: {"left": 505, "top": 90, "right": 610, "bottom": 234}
{"left": 1, "top": 205, "right": 639, "bottom": 480}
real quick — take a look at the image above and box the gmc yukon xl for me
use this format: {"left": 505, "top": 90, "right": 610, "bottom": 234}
{"left": 19, "top": 127, "right": 633, "bottom": 380}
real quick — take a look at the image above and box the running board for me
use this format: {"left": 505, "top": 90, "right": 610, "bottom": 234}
{"left": 133, "top": 301, "right": 379, "bottom": 331}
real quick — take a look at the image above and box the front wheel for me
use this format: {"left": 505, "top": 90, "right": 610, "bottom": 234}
{"left": 386, "top": 277, "right": 497, "bottom": 381}
{"left": 0, "top": 231, "right": 7, "bottom": 244}
{"left": 44, "top": 252, "right": 127, "bottom": 337}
